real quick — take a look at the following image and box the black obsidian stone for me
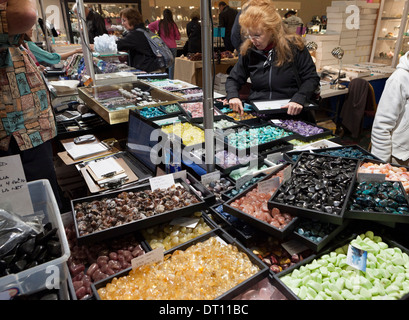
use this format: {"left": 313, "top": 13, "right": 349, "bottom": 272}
{"left": 271, "top": 153, "right": 358, "bottom": 215}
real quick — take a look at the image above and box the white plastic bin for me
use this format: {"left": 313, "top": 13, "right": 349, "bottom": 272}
{"left": 0, "top": 179, "right": 70, "bottom": 296}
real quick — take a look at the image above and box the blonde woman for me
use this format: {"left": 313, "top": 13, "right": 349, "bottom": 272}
{"left": 225, "top": 0, "right": 319, "bottom": 121}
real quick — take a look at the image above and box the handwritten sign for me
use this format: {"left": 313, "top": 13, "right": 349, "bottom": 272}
{"left": 149, "top": 173, "right": 175, "bottom": 191}
{"left": 131, "top": 247, "right": 164, "bottom": 270}
{"left": 0, "top": 155, "right": 34, "bottom": 216}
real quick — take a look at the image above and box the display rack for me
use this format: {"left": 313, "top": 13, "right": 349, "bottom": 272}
{"left": 370, "top": 0, "right": 409, "bottom": 67}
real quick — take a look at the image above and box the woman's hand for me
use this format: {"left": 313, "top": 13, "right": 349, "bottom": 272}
{"left": 228, "top": 97, "right": 243, "bottom": 115}
{"left": 281, "top": 101, "right": 303, "bottom": 116}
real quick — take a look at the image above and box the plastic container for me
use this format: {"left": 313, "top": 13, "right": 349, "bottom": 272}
{"left": 0, "top": 180, "right": 70, "bottom": 296}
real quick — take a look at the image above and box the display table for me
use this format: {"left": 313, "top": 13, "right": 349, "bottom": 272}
{"left": 174, "top": 57, "right": 238, "bottom": 87}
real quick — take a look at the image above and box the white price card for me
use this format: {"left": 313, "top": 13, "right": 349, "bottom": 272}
{"left": 346, "top": 244, "right": 367, "bottom": 272}
{"left": 357, "top": 173, "right": 385, "bottom": 183}
{"left": 236, "top": 174, "right": 252, "bottom": 190}
{"left": 257, "top": 177, "right": 280, "bottom": 194}
{"left": 131, "top": 247, "right": 164, "bottom": 270}
{"left": 281, "top": 239, "right": 309, "bottom": 256}
{"left": 0, "top": 155, "right": 34, "bottom": 216}
{"left": 201, "top": 170, "right": 221, "bottom": 186}
{"left": 170, "top": 216, "right": 200, "bottom": 229}
{"left": 149, "top": 173, "right": 175, "bottom": 191}
{"left": 283, "top": 165, "right": 292, "bottom": 182}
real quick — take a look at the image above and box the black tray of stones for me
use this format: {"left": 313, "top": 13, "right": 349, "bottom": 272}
{"left": 259, "top": 140, "right": 294, "bottom": 159}
{"left": 209, "top": 204, "right": 257, "bottom": 242}
{"left": 178, "top": 101, "right": 224, "bottom": 123}
{"left": 268, "top": 153, "right": 359, "bottom": 225}
{"left": 240, "top": 230, "right": 315, "bottom": 276}
{"left": 136, "top": 106, "right": 175, "bottom": 121}
{"left": 142, "top": 211, "right": 219, "bottom": 254}
{"left": 358, "top": 158, "right": 409, "bottom": 189}
{"left": 195, "top": 114, "right": 248, "bottom": 134}
{"left": 65, "top": 226, "right": 149, "bottom": 300}
{"left": 292, "top": 218, "right": 350, "bottom": 252}
{"left": 91, "top": 228, "right": 269, "bottom": 300}
{"left": 273, "top": 228, "right": 409, "bottom": 300}
{"left": 312, "top": 145, "right": 382, "bottom": 161}
{"left": 223, "top": 176, "right": 298, "bottom": 240}
{"left": 271, "top": 119, "right": 332, "bottom": 142}
{"left": 202, "top": 175, "right": 235, "bottom": 203}
{"left": 70, "top": 178, "right": 207, "bottom": 245}
{"left": 159, "top": 103, "right": 182, "bottom": 116}
{"left": 220, "top": 123, "right": 298, "bottom": 155}
{"left": 183, "top": 171, "right": 216, "bottom": 206}
{"left": 221, "top": 173, "right": 267, "bottom": 201}
{"left": 212, "top": 149, "right": 262, "bottom": 176}
{"left": 344, "top": 180, "right": 409, "bottom": 224}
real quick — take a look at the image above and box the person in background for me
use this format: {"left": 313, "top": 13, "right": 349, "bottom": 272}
{"left": 225, "top": 0, "right": 320, "bottom": 121}
{"left": 186, "top": 11, "right": 202, "bottom": 55}
{"left": 117, "top": 8, "right": 162, "bottom": 73}
{"left": 283, "top": 10, "right": 304, "bottom": 34}
{"left": 218, "top": 1, "right": 238, "bottom": 52}
{"left": 72, "top": 3, "right": 107, "bottom": 44}
{"left": 0, "top": 0, "right": 62, "bottom": 209}
{"left": 23, "top": 28, "right": 82, "bottom": 66}
{"left": 371, "top": 51, "right": 409, "bottom": 166}
{"left": 148, "top": 9, "right": 180, "bottom": 79}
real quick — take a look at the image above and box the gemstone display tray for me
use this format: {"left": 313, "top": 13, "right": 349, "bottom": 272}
{"left": 273, "top": 231, "right": 409, "bottom": 300}
{"left": 223, "top": 178, "right": 298, "bottom": 240}
{"left": 220, "top": 123, "right": 299, "bottom": 155}
{"left": 292, "top": 219, "right": 350, "bottom": 252}
{"left": 344, "top": 180, "right": 409, "bottom": 224}
{"left": 272, "top": 119, "right": 333, "bottom": 142}
{"left": 135, "top": 105, "right": 178, "bottom": 121}
{"left": 91, "top": 228, "right": 269, "bottom": 300}
{"left": 70, "top": 178, "right": 207, "bottom": 245}
{"left": 142, "top": 211, "right": 219, "bottom": 254}
{"left": 250, "top": 99, "right": 319, "bottom": 115}
{"left": 268, "top": 153, "right": 359, "bottom": 225}
{"left": 178, "top": 101, "right": 224, "bottom": 123}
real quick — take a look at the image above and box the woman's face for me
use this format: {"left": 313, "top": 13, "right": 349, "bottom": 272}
{"left": 245, "top": 28, "right": 272, "bottom": 51}
{"left": 121, "top": 16, "right": 132, "bottom": 31}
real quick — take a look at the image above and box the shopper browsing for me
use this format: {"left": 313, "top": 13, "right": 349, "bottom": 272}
{"left": 0, "top": 0, "right": 62, "bottom": 209}
{"left": 371, "top": 51, "right": 409, "bottom": 166}
{"left": 185, "top": 11, "right": 202, "bottom": 55}
{"left": 72, "top": 4, "right": 108, "bottom": 44}
{"left": 148, "top": 9, "right": 180, "bottom": 79}
{"left": 116, "top": 8, "right": 163, "bottom": 73}
{"left": 218, "top": 1, "right": 238, "bottom": 52}
{"left": 225, "top": 0, "right": 320, "bottom": 120}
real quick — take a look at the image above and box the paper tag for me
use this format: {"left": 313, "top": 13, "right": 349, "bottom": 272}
{"left": 357, "top": 173, "right": 385, "bottom": 183}
{"left": 149, "top": 174, "right": 175, "bottom": 191}
{"left": 236, "top": 174, "right": 252, "bottom": 190}
{"left": 131, "top": 247, "right": 164, "bottom": 270}
{"left": 283, "top": 165, "right": 292, "bottom": 182}
{"left": 346, "top": 244, "right": 367, "bottom": 272}
{"left": 270, "top": 119, "right": 282, "bottom": 125}
{"left": 281, "top": 239, "right": 309, "bottom": 255}
{"left": 170, "top": 217, "right": 200, "bottom": 228}
{"left": 172, "top": 170, "right": 187, "bottom": 182}
{"left": 201, "top": 170, "right": 221, "bottom": 186}
{"left": 266, "top": 152, "right": 282, "bottom": 164}
{"left": 258, "top": 177, "right": 280, "bottom": 194}
{"left": 0, "top": 155, "right": 34, "bottom": 216}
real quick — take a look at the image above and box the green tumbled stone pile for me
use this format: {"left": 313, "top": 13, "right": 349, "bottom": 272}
{"left": 280, "top": 231, "right": 409, "bottom": 300}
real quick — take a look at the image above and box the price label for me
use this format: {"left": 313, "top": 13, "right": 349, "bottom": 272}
{"left": 131, "top": 247, "right": 164, "bottom": 270}
{"left": 170, "top": 216, "right": 200, "bottom": 229}
{"left": 357, "top": 173, "right": 385, "bottom": 183}
{"left": 346, "top": 244, "right": 367, "bottom": 272}
{"left": 236, "top": 174, "right": 252, "bottom": 190}
{"left": 257, "top": 177, "right": 280, "bottom": 194}
{"left": 281, "top": 239, "right": 309, "bottom": 255}
{"left": 283, "top": 165, "right": 292, "bottom": 182}
{"left": 201, "top": 170, "right": 221, "bottom": 186}
{"left": 149, "top": 173, "right": 175, "bottom": 191}
{"left": 266, "top": 152, "right": 282, "bottom": 164}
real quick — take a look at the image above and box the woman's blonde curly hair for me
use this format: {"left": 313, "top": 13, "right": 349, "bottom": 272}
{"left": 239, "top": 0, "right": 304, "bottom": 66}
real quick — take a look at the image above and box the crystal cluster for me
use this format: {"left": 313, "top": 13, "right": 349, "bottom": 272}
{"left": 97, "top": 236, "right": 260, "bottom": 300}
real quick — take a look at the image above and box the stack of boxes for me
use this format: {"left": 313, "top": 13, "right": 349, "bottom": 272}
{"left": 309, "top": 0, "right": 380, "bottom": 70}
